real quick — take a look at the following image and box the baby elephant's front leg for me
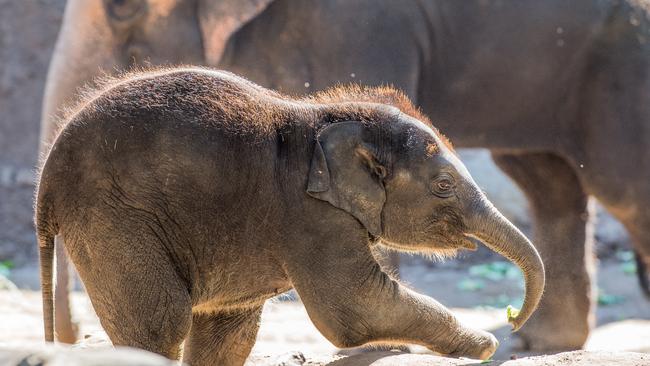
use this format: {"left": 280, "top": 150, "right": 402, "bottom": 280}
{"left": 400, "top": 290, "right": 499, "bottom": 359}
{"left": 288, "top": 253, "right": 498, "bottom": 360}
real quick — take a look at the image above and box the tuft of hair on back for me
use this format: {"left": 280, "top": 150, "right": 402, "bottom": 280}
{"left": 307, "top": 84, "right": 454, "bottom": 151}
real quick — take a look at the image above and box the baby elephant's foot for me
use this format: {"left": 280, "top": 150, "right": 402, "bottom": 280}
{"left": 447, "top": 329, "right": 498, "bottom": 360}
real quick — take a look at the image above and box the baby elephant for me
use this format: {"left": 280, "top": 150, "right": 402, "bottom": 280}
{"left": 36, "top": 68, "right": 544, "bottom": 365}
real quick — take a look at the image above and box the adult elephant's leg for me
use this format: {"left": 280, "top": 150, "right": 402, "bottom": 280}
{"left": 635, "top": 248, "right": 650, "bottom": 299}
{"left": 492, "top": 151, "right": 594, "bottom": 351}
{"left": 182, "top": 307, "right": 262, "bottom": 366}
{"left": 595, "top": 198, "right": 650, "bottom": 299}
{"left": 54, "top": 236, "right": 78, "bottom": 344}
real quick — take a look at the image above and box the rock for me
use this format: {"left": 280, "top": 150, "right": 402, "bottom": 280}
{"left": 269, "top": 351, "right": 307, "bottom": 365}
{"left": 0, "top": 274, "right": 18, "bottom": 291}
{"left": 0, "top": 345, "right": 177, "bottom": 366}
{"left": 0, "top": 346, "right": 647, "bottom": 366}
{"left": 501, "top": 350, "right": 650, "bottom": 365}
{"left": 322, "top": 350, "right": 650, "bottom": 366}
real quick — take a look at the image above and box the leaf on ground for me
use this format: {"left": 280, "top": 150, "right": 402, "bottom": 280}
{"left": 457, "top": 278, "right": 485, "bottom": 292}
{"left": 621, "top": 262, "right": 637, "bottom": 275}
{"left": 481, "top": 294, "right": 522, "bottom": 309}
{"left": 597, "top": 291, "right": 625, "bottom": 306}
{"left": 506, "top": 305, "right": 520, "bottom": 322}
{"left": 469, "top": 261, "right": 522, "bottom": 282}
{"left": 0, "top": 262, "right": 12, "bottom": 277}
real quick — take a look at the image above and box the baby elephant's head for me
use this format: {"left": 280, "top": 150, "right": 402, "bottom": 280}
{"left": 307, "top": 109, "right": 544, "bottom": 330}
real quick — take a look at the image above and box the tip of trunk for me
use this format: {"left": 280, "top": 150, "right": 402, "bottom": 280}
{"left": 466, "top": 200, "right": 545, "bottom": 332}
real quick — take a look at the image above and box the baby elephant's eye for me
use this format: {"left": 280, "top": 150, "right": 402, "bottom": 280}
{"left": 431, "top": 174, "right": 456, "bottom": 198}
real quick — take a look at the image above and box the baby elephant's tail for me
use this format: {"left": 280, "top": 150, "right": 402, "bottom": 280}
{"left": 37, "top": 228, "right": 56, "bottom": 342}
{"left": 35, "top": 187, "right": 58, "bottom": 343}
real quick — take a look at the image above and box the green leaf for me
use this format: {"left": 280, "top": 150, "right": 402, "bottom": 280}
{"left": 621, "top": 262, "right": 637, "bottom": 275}
{"left": 457, "top": 278, "right": 485, "bottom": 292}
{"left": 597, "top": 292, "right": 625, "bottom": 306}
{"left": 469, "top": 261, "right": 521, "bottom": 282}
{"left": 0, "top": 268, "right": 8, "bottom": 277}
{"left": 507, "top": 305, "right": 520, "bottom": 322}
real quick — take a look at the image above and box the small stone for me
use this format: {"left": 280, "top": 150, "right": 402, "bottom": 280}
{"left": 0, "top": 167, "right": 13, "bottom": 186}
{"left": 15, "top": 168, "right": 36, "bottom": 186}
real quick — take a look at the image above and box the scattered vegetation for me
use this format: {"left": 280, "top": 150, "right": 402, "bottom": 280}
{"left": 469, "top": 261, "right": 522, "bottom": 282}
{"left": 506, "top": 305, "right": 520, "bottom": 323}
{"left": 616, "top": 250, "right": 637, "bottom": 275}
{"left": 0, "top": 260, "right": 14, "bottom": 277}
{"left": 0, "top": 260, "right": 16, "bottom": 291}
{"left": 597, "top": 288, "right": 625, "bottom": 306}
{"left": 456, "top": 261, "right": 525, "bottom": 309}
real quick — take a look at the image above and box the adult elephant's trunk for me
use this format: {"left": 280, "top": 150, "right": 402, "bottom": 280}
{"left": 466, "top": 196, "right": 545, "bottom": 331}
{"left": 40, "top": 0, "right": 120, "bottom": 147}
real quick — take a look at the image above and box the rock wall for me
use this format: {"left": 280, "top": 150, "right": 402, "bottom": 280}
{"left": 0, "top": 0, "right": 66, "bottom": 263}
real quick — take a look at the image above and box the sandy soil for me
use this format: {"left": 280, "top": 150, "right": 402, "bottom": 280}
{"left": 1, "top": 258, "right": 648, "bottom": 364}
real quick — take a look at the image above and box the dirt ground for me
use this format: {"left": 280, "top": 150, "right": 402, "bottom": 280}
{"left": 1, "top": 253, "right": 649, "bottom": 365}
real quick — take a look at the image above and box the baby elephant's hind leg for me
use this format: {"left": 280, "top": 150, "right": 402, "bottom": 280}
{"left": 85, "top": 272, "right": 192, "bottom": 359}
{"left": 183, "top": 307, "right": 263, "bottom": 366}
{"left": 72, "top": 234, "right": 193, "bottom": 360}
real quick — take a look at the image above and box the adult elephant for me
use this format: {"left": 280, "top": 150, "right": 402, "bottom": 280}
{"left": 40, "top": 0, "right": 650, "bottom": 352}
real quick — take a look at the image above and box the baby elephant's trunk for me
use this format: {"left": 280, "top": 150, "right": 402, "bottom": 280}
{"left": 466, "top": 197, "right": 545, "bottom": 331}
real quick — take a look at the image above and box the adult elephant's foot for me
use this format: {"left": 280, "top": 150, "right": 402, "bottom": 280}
{"left": 635, "top": 250, "right": 650, "bottom": 299}
{"left": 516, "top": 266, "right": 592, "bottom": 351}
{"left": 492, "top": 152, "right": 594, "bottom": 351}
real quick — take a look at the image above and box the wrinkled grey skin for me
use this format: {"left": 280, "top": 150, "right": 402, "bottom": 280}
{"left": 36, "top": 69, "right": 545, "bottom": 365}
{"left": 40, "top": 0, "right": 650, "bottom": 351}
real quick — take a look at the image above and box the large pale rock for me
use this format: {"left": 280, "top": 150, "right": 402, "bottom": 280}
{"left": 324, "top": 350, "right": 650, "bottom": 366}
{"left": 0, "top": 346, "right": 176, "bottom": 366}
{"left": 1, "top": 347, "right": 647, "bottom": 366}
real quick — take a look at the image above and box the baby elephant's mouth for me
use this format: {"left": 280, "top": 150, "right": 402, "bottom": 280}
{"left": 460, "top": 235, "right": 480, "bottom": 251}
{"left": 378, "top": 234, "right": 478, "bottom": 257}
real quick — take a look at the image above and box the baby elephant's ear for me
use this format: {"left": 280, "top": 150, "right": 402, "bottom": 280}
{"left": 307, "top": 121, "right": 386, "bottom": 236}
